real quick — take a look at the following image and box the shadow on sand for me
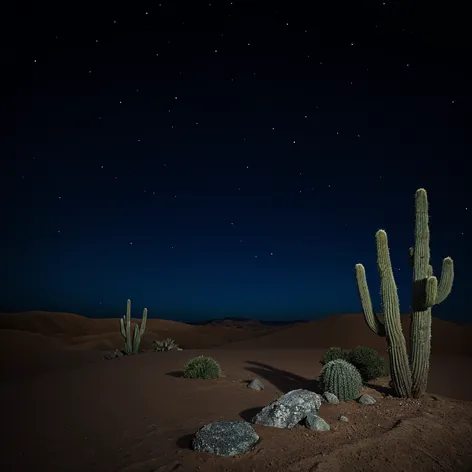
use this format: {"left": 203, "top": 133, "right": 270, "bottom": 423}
{"left": 244, "top": 360, "right": 323, "bottom": 394}
{"left": 176, "top": 433, "right": 194, "bottom": 450}
{"left": 166, "top": 370, "right": 185, "bottom": 378}
{"left": 239, "top": 406, "right": 266, "bottom": 422}
{"left": 364, "top": 380, "right": 395, "bottom": 396}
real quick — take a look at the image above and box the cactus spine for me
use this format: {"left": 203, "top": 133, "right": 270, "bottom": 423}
{"left": 119, "top": 298, "right": 148, "bottom": 355}
{"left": 355, "top": 188, "right": 454, "bottom": 398}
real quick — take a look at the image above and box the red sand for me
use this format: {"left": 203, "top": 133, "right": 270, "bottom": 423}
{"left": 1, "top": 311, "right": 472, "bottom": 472}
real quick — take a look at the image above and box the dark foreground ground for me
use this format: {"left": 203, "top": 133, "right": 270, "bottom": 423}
{"left": 3, "top": 347, "right": 472, "bottom": 472}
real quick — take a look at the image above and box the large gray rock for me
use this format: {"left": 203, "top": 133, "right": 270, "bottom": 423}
{"left": 251, "top": 389, "right": 323, "bottom": 429}
{"left": 192, "top": 421, "right": 259, "bottom": 456}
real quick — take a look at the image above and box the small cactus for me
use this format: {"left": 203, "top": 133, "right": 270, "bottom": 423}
{"left": 320, "top": 359, "right": 363, "bottom": 401}
{"left": 183, "top": 356, "right": 222, "bottom": 379}
{"left": 153, "top": 338, "right": 179, "bottom": 351}
{"left": 119, "top": 299, "right": 147, "bottom": 355}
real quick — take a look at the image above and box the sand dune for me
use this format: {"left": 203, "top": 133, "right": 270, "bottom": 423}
{"left": 216, "top": 313, "right": 472, "bottom": 356}
{"left": 0, "top": 311, "right": 280, "bottom": 353}
{"left": 1, "top": 311, "right": 470, "bottom": 356}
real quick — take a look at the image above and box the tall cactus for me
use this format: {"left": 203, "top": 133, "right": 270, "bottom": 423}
{"left": 119, "top": 298, "right": 148, "bottom": 355}
{"left": 409, "top": 189, "right": 454, "bottom": 397}
{"left": 355, "top": 188, "right": 454, "bottom": 398}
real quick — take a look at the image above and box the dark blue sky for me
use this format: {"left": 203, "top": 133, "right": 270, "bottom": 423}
{"left": 4, "top": 1, "right": 470, "bottom": 322}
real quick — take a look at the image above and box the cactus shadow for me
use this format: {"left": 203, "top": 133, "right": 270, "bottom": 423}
{"left": 244, "top": 360, "right": 323, "bottom": 394}
{"left": 167, "top": 370, "right": 185, "bottom": 378}
{"left": 364, "top": 379, "right": 395, "bottom": 396}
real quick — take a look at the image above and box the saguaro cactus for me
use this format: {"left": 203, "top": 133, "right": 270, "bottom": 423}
{"left": 355, "top": 188, "right": 454, "bottom": 398}
{"left": 119, "top": 298, "right": 148, "bottom": 355}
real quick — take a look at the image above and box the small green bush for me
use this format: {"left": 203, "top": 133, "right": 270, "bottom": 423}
{"left": 183, "top": 355, "right": 222, "bottom": 379}
{"left": 321, "top": 347, "right": 351, "bottom": 365}
{"left": 347, "top": 346, "right": 386, "bottom": 381}
{"left": 320, "top": 359, "right": 363, "bottom": 401}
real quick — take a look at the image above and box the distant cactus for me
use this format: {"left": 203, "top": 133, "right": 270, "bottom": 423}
{"left": 153, "top": 338, "right": 179, "bottom": 351}
{"left": 320, "top": 359, "right": 363, "bottom": 401}
{"left": 119, "top": 299, "right": 148, "bottom": 355}
{"left": 355, "top": 188, "right": 454, "bottom": 398}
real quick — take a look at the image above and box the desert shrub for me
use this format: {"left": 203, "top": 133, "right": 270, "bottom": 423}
{"left": 153, "top": 338, "right": 179, "bottom": 351}
{"left": 321, "top": 347, "right": 351, "bottom": 365}
{"left": 347, "top": 346, "right": 386, "bottom": 381}
{"left": 183, "top": 355, "right": 222, "bottom": 379}
{"left": 320, "top": 359, "right": 363, "bottom": 401}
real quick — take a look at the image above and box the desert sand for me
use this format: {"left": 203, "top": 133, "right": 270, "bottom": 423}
{"left": 1, "top": 311, "right": 472, "bottom": 472}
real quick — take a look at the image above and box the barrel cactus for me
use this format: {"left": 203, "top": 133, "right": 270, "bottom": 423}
{"left": 355, "top": 188, "right": 454, "bottom": 398}
{"left": 320, "top": 359, "right": 363, "bottom": 401}
{"left": 183, "top": 356, "right": 222, "bottom": 379}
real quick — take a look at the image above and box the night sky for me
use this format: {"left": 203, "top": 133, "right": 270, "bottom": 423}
{"left": 5, "top": 1, "right": 471, "bottom": 323}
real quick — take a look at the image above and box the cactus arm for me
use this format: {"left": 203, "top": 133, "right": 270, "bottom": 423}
{"left": 140, "top": 308, "right": 148, "bottom": 334}
{"left": 132, "top": 324, "right": 140, "bottom": 354}
{"left": 355, "top": 264, "right": 386, "bottom": 337}
{"left": 433, "top": 257, "right": 454, "bottom": 305}
{"left": 119, "top": 317, "right": 126, "bottom": 338}
{"left": 376, "top": 230, "right": 412, "bottom": 398}
{"left": 129, "top": 306, "right": 148, "bottom": 354}
{"left": 119, "top": 299, "right": 135, "bottom": 354}
{"left": 424, "top": 276, "right": 438, "bottom": 308}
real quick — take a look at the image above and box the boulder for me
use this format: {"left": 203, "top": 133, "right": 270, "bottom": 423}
{"left": 251, "top": 389, "right": 323, "bottom": 429}
{"left": 192, "top": 420, "right": 259, "bottom": 456}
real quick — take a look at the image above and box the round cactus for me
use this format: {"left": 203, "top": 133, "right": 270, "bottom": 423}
{"left": 320, "top": 359, "right": 363, "bottom": 401}
{"left": 183, "top": 355, "right": 222, "bottom": 379}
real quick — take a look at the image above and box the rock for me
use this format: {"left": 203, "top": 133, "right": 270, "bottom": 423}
{"left": 305, "top": 412, "right": 330, "bottom": 431}
{"left": 247, "top": 379, "right": 264, "bottom": 390}
{"left": 357, "top": 394, "right": 376, "bottom": 405}
{"left": 192, "top": 421, "right": 259, "bottom": 456}
{"left": 323, "top": 392, "right": 339, "bottom": 404}
{"left": 251, "top": 389, "right": 323, "bottom": 429}
{"left": 103, "top": 349, "right": 124, "bottom": 360}
{"left": 338, "top": 415, "right": 349, "bottom": 423}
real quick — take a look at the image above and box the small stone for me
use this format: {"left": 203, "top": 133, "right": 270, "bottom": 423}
{"left": 338, "top": 415, "right": 349, "bottom": 423}
{"left": 305, "top": 412, "right": 330, "bottom": 431}
{"left": 322, "top": 392, "right": 339, "bottom": 404}
{"left": 247, "top": 378, "right": 264, "bottom": 390}
{"left": 357, "top": 394, "right": 376, "bottom": 405}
